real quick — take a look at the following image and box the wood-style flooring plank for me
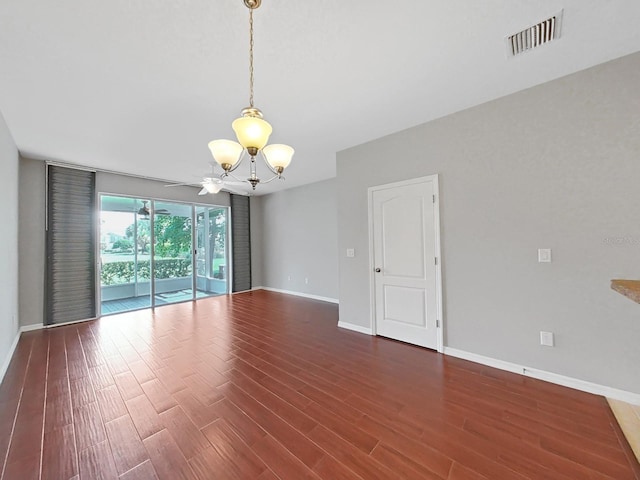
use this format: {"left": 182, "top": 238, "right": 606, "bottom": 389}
{"left": 171, "top": 390, "right": 219, "bottom": 430}
{"left": 73, "top": 401, "right": 106, "bottom": 452}
{"left": 197, "top": 418, "right": 267, "bottom": 479}
{"left": 3, "top": 451, "right": 40, "bottom": 480}
{"left": 4, "top": 400, "right": 44, "bottom": 466}
{"left": 140, "top": 378, "right": 177, "bottom": 414}
{"left": 252, "top": 434, "right": 322, "bottom": 480}
{"left": 104, "top": 414, "right": 149, "bottom": 475}
{"left": 143, "top": 429, "right": 197, "bottom": 480}
{"left": 113, "top": 371, "right": 144, "bottom": 401}
{"left": 126, "top": 390, "right": 164, "bottom": 440}
{"left": 41, "top": 423, "right": 77, "bottom": 480}
{"left": 159, "top": 406, "right": 210, "bottom": 460}
{"left": 78, "top": 440, "right": 118, "bottom": 480}
{"left": 118, "top": 460, "right": 159, "bottom": 480}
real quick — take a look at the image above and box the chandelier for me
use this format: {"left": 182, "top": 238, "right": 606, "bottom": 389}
{"left": 208, "top": 0, "right": 294, "bottom": 190}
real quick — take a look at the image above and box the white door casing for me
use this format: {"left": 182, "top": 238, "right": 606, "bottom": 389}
{"left": 368, "top": 175, "right": 443, "bottom": 351}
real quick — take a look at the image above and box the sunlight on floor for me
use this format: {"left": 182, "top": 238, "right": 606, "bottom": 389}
{"left": 607, "top": 398, "right": 640, "bottom": 463}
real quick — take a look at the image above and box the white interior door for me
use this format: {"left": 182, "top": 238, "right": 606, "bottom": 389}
{"left": 370, "top": 176, "right": 441, "bottom": 350}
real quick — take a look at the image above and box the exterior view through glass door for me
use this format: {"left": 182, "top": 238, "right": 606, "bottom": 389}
{"left": 153, "top": 201, "right": 194, "bottom": 305}
{"left": 99, "top": 195, "right": 229, "bottom": 315}
{"left": 99, "top": 196, "right": 152, "bottom": 314}
{"left": 196, "top": 206, "right": 229, "bottom": 298}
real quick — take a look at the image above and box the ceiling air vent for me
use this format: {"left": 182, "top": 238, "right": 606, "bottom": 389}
{"left": 507, "top": 11, "right": 563, "bottom": 57}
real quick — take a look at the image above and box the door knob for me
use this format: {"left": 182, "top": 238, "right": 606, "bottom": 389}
{"left": 375, "top": 268, "right": 381, "bottom": 272}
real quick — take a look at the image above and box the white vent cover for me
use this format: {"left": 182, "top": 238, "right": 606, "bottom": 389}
{"left": 507, "top": 11, "right": 563, "bottom": 57}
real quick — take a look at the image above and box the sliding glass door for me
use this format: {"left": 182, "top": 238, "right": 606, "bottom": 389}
{"left": 99, "top": 195, "right": 229, "bottom": 315}
{"left": 196, "top": 206, "right": 229, "bottom": 297}
{"left": 153, "top": 201, "right": 194, "bottom": 305}
{"left": 100, "top": 196, "right": 152, "bottom": 315}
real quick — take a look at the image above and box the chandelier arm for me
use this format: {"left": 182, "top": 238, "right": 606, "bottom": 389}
{"left": 259, "top": 150, "right": 283, "bottom": 177}
{"left": 261, "top": 174, "right": 285, "bottom": 184}
{"left": 223, "top": 149, "right": 247, "bottom": 174}
{"left": 222, "top": 171, "right": 244, "bottom": 182}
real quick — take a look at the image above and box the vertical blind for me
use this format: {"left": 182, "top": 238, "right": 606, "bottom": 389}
{"left": 230, "top": 194, "right": 252, "bottom": 292}
{"left": 46, "top": 165, "right": 96, "bottom": 325}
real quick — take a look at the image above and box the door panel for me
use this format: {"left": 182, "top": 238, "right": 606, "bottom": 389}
{"left": 383, "top": 286, "right": 426, "bottom": 326}
{"left": 381, "top": 196, "right": 426, "bottom": 278}
{"left": 153, "top": 201, "right": 194, "bottom": 305}
{"left": 99, "top": 196, "right": 152, "bottom": 315}
{"left": 372, "top": 177, "right": 439, "bottom": 350}
{"left": 195, "top": 206, "right": 229, "bottom": 297}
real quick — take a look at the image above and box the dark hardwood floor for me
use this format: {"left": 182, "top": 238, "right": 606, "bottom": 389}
{"left": 0, "top": 290, "right": 638, "bottom": 479}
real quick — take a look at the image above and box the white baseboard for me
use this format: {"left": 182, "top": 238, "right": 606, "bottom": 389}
{"left": 42, "top": 318, "right": 98, "bottom": 329}
{"left": 0, "top": 330, "right": 21, "bottom": 386}
{"left": 444, "top": 347, "right": 640, "bottom": 406}
{"left": 255, "top": 287, "right": 339, "bottom": 304}
{"left": 0, "top": 324, "right": 44, "bottom": 384}
{"left": 337, "top": 321, "right": 373, "bottom": 335}
{"left": 21, "top": 323, "right": 43, "bottom": 332}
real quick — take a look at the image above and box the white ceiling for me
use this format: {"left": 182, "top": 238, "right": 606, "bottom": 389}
{"left": 1, "top": 1, "right": 640, "bottom": 195}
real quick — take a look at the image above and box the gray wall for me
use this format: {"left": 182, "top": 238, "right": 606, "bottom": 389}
{"left": 18, "top": 159, "right": 232, "bottom": 327}
{"left": 0, "top": 110, "right": 19, "bottom": 372}
{"left": 18, "top": 158, "right": 46, "bottom": 327}
{"left": 337, "top": 51, "right": 640, "bottom": 393}
{"left": 250, "top": 196, "right": 264, "bottom": 288}
{"left": 256, "top": 178, "right": 338, "bottom": 300}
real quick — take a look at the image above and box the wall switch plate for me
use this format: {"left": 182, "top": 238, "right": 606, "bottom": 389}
{"left": 305, "top": 277, "right": 309, "bottom": 284}
{"left": 540, "top": 331, "right": 554, "bottom": 347}
{"left": 346, "top": 248, "right": 355, "bottom": 258}
{"left": 538, "top": 248, "right": 552, "bottom": 263}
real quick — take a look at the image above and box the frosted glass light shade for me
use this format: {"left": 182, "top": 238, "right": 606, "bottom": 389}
{"left": 263, "top": 144, "right": 294, "bottom": 171}
{"left": 208, "top": 140, "right": 243, "bottom": 169}
{"left": 232, "top": 116, "right": 272, "bottom": 150}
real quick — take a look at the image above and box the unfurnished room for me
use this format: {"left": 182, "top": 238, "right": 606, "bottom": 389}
{"left": 1, "top": 1, "right": 640, "bottom": 479}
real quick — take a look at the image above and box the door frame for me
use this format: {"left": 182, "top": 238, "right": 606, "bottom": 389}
{"left": 367, "top": 174, "right": 444, "bottom": 353}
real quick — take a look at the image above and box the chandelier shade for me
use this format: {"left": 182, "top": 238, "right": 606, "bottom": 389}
{"left": 263, "top": 144, "right": 294, "bottom": 172}
{"left": 207, "top": 139, "right": 244, "bottom": 171}
{"left": 232, "top": 115, "right": 272, "bottom": 151}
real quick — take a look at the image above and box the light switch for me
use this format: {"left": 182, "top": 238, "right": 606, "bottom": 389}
{"left": 540, "top": 331, "right": 554, "bottom": 347}
{"left": 538, "top": 248, "right": 552, "bottom": 263}
{"left": 346, "top": 248, "right": 355, "bottom": 258}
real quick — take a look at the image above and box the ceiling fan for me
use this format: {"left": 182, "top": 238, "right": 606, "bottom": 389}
{"left": 165, "top": 164, "right": 246, "bottom": 195}
{"left": 137, "top": 201, "right": 170, "bottom": 216}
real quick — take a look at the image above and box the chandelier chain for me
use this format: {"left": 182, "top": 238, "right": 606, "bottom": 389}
{"left": 249, "top": 8, "right": 254, "bottom": 108}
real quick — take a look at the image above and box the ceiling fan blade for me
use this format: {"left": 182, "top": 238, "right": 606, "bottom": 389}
{"left": 198, "top": 187, "right": 208, "bottom": 196}
{"left": 165, "top": 182, "right": 198, "bottom": 188}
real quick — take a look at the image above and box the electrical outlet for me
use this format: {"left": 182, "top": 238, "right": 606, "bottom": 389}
{"left": 287, "top": 275, "right": 291, "bottom": 281}
{"left": 305, "top": 277, "right": 309, "bottom": 284}
{"left": 346, "top": 248, "right": 355, "bottom": 258}
{"left": 538, "top": 248, "right": 552, "bottom": 263}
{"left": 540, "top": 331, "right": 554, "bottom": 347}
